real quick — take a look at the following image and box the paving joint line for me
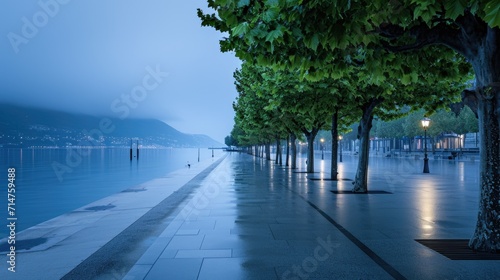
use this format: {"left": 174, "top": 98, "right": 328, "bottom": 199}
{"left": 280, "top": 168, "right": 407, "bottom": 280}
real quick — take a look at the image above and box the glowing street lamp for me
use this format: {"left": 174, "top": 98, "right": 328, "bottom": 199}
{"left": 421, "top": 117, "right": 431, "bottom": 173}
{"left": 320, "top": 138, "right": 325, "bottom": 160}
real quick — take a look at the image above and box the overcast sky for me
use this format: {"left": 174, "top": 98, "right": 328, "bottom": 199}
{"left": 0, "top": 0, "right": 241, "bottom": 143}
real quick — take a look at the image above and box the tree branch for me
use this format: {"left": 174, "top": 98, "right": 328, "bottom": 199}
{"left": 462, "top": 89, "right": 479, "bottom": 118}
{"left": 301, "top": 127, "right": 311, "bottom": 137}
{"left": 381, "top": 39, "right": 432, "bottom": 52}
{"left": 378, "top": 21, "right": 469, "bottom": 58}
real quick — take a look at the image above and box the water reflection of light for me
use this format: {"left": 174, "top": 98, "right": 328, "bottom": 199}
{"left": 269, "top": 163, "right": 275, "bottom": 190}
{"left": 417, "top": 181, "right": 437, "bottom": 236}
{"left": 422, "top": 224, "right": 433, "bottom": 229}
{"left": 318, "top": 179, "right": 326, "bottom": 194}
{"left": 19, "top": 149, "right": 23, "bottom": 167}
{"left": 320, "top": 160, "right": 325, "bottom": 179}
{"left": 303, "top": 178, "right": 309, "bottom": 194}
{"left": 458, "top": 161, "right": 465, "bottom": 182}
{"left": 338, "top": 163, "right": 344, "bottom": 179}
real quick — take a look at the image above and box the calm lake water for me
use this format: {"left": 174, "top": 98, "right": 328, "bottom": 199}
{"left": 0, "top": 147, "right": 217, "bottom": 237}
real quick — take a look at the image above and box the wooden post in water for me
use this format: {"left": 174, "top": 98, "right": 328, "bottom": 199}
{"left": 212, "top": 148, "right": 214, "bottom": 158}
{"left": 198, "top": 148, "right": 200, "bottom": 162}
{"left": 130, "top": 139, "right": 133, "bottom": 160}
{"left": 136, "top": 140, "right": 139, "bottom": 160}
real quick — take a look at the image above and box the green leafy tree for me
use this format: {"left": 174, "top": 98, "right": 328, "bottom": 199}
{"left": 374, "top": 117, "right": 406, "bottom": 139}
{"left": 257, "top": 66, "right": 333, "bottom": 173}
{"left": 199, "top": 0, "right": 469, "bottom": 191}
{"left": 226, "top": 123, "right": 246, "bottom": 147}
{"left": 198, "top": 0, "right": 500, "bottom": 251}
{"left": 403, "top": 108, "right": 479, "bottom": 138}
{"left": 224, "top": 135, "right": 235, "bottom": 147}
{"left": 233, "top": 66, "right": 279, "bottom": 159}
{"left": 456, "top": 106, "right": 480, "bottom": 134}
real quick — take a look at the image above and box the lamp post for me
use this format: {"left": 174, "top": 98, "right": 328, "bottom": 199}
{"left": 320, "top": 138, "right": 325, "bottom": 160}
{"left": 338, "top": 135, "right": 343, "bottom": 162}
{"left": 421, "top": 117, "right": 431, "bottom": 173}
{"left": 459, "top": 134, "right": 463, "bottom": 159}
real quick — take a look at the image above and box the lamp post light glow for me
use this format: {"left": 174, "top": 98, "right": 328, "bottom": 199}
{"left": 320, "top": 138, "right": 325, "bottom": 160}
{"left": 338, "top": 135, "right": 343, "bottom": 162}
{"left": 421, "top": 117, "right": 431, "bottom": 173}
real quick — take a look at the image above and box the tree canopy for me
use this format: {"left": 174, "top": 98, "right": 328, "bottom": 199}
{"left": 199, "top": 0, "right": 500, "bottom": 252}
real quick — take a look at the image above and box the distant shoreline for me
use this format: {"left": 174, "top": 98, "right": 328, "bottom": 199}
{"left": 0, "top": 146, "right": 225, "bottom": 149}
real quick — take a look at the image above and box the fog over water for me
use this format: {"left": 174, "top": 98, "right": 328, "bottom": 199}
{"left": 0, "top": 1, "right": 241, "bottom": 142}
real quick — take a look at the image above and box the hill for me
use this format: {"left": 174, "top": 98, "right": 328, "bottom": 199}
{"left": 0, "top": 104, "right": 223, "bottom": 148}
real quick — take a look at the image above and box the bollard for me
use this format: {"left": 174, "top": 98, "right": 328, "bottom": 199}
{"left": 130, "top": 139, "right": 133, "bottom": 160}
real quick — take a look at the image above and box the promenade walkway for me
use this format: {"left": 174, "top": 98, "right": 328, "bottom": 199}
{"left": 0, "top": 154, "right": 226, "bottom": 280}
{"left": 2, "top": 152, "right": 499, "bottom": 279}
{"left": 124, "top": 152, "right": 499, "bottom": 279}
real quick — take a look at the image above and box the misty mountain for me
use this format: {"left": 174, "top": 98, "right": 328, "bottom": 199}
{"left": 0, "top": 104, "right": 223, "bottom": 148}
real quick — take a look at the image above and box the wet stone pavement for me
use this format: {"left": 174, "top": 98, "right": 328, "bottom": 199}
{"left": 125, "top": 152, "right": 500, "bottom": 280}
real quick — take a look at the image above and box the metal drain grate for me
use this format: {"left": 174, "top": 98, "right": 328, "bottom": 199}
{"left": 415, "top": 239, "right": 500, "bottom": 260}
{"left": 330, "top": 190, "right": 393, "bottom": 194}
{"left": 309, "top": 178, "right": 353, "bottom": 181}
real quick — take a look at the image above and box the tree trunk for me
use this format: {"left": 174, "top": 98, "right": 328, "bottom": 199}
{"left": 285, "top": 135, "right": 290, "bottom": 167}
{"left": 279, "top": 140, "right": 283, "bottom": 165}
{"left": 265, "top": 143, "right": 271, "bottom": 160}
{"left": 306, "top": 133, "right": 315, "bottom": 173}
{"left": 352, "top": 99, "right": 381, "bottom": 193}
{"left": 379, "top": 15, "right": 500, "bottom": 251}
{"left": 469, "top": 87, "right": 500, "bottom": 252}
{"left": 291, "top": 133, "right": 297, "bottom": 169}
{"left": 275, "top": 138, "right": 280, "bottom": 164}
{"left": 462, "top": 133, "right": 466, "bottom": 153}
{"left": 330, "top": 111, "right": 339, "bottom": 180}
{"left": 458, "top": 22, "right": 500, "bottom": 250}
{"left": 304, "top": 128, "right": 320, "bottom": 173}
